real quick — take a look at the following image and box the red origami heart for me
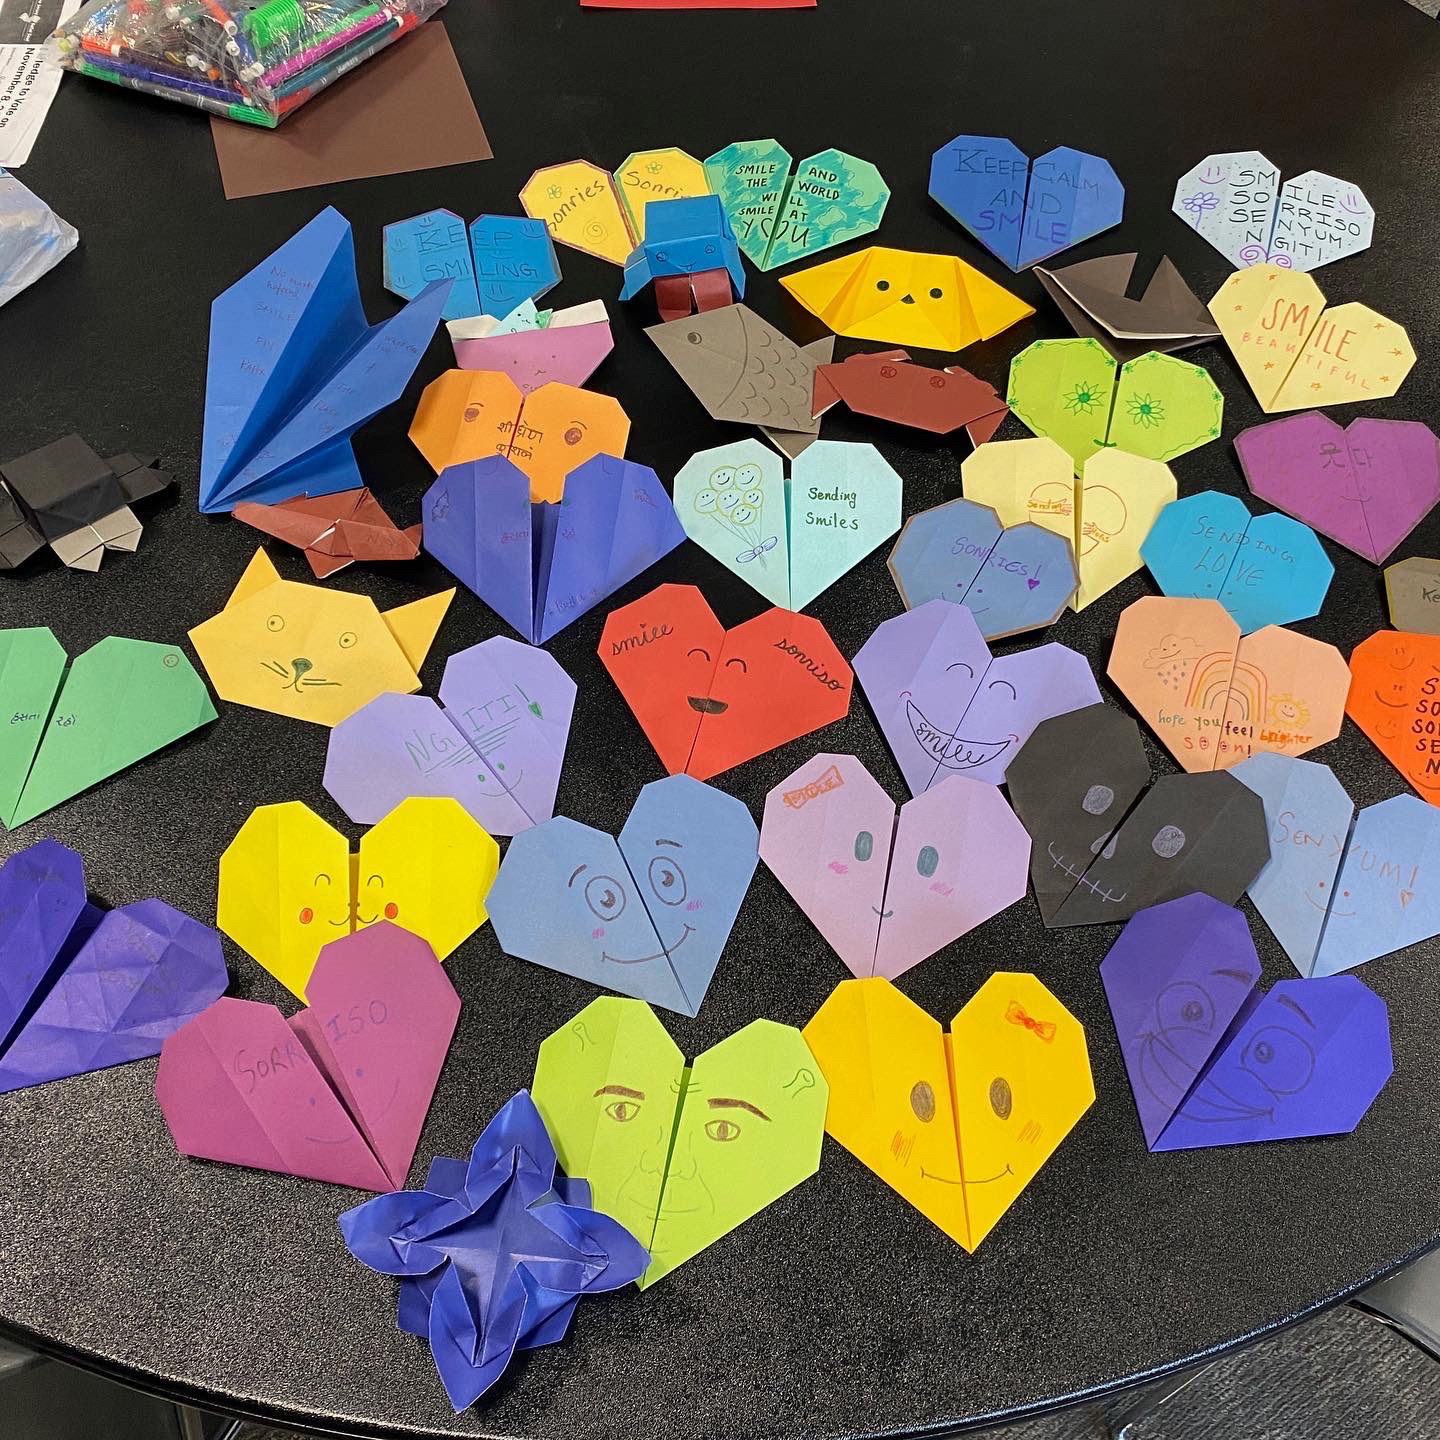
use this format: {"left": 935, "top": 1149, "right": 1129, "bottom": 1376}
{"left": 600, "top": 583, "right": 852, "bottom": 780}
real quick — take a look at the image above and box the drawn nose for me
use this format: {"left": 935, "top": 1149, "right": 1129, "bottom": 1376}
{"left": 900, "top": 293, "right": 915, "bottom": 305}
{"left": 291, "top": 658, "right": 312, "bottom": 678}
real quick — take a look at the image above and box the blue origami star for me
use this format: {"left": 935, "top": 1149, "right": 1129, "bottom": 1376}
{"left": 339, "top": 1090, "right": 648, "bottom": 1410}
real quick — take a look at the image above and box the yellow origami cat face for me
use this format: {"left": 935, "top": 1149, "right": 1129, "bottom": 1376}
{"left": 188, "top": 550, "right": 453, "bottom": 727}
{"left": 218, "top": 796, "right": 498, "bottom": 999}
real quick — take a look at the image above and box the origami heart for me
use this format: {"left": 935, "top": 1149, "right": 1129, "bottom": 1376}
{"left": 804, "top": 974, "right": 1094, "bottom": 1249}
{"left": 1110, "top": 597, "right": 1350, "bottom": 774}
{"left": 887, "top": 496, "right": 1079, "bottom": 639}
{"left": 487, "top": 775, "right": 758, "bottom": 1016}
{"left": 760, "top": 752, "right": 1029, "bottom": 979}
{"left": 600, "top": 583, "right": 852, "bottom": 781}
{"left": 0, "top": 839, "right": 227, "bottom": 1094}
{"left": 1346, "top": 630, "right": 1440, "bottom": 805}
{"left": 961, "top": 437, "right": 1175, "bottom": 611}
{"left": 672, "top": 439, "right": 901, "bottom": 610}
{"left": 1006, "top": 703, "right": 1270, "bottom": 927}
{"left": 1172, "top": 152, "right": 1375, "bottom": 271}
{"left": 421, "top": 452, "right": 684, "bottom": 644}
{"left": 1209, "top": 266, "right": 1416, "bottom": 413}
{"left": 519, "top": 160, "right": 636, "bottom": 266}
{"left": 929, "top": 134, "right": 1125, "bottom": 270}
{"left": 0, "top": 626, "right": 216, "bottom": 829}
{"left": 157, "top": 924, "right": 459, "bottom": 1191}
{"left": 704, "top": 140, "right": 890, "bottom": 271}
{"left": 533, "top": 995, "right": 827, "bottom": 1286}
{"left": 219, "top": 796, "right": 498, "bottom": 1000}
{"left": 855, "top": 601, "right": 1100, "bottom": 794}
{"left": 1235, "top": 413, "right": 1440, "bottom": 564}
{"left": 323, "top": 637, "right": 577, "bottom": 836}
{"left": 1141, "top": 491, "right": 1333, "bottom": 634}
{"left": 1007, "top": 338, "right": 1224, "bottom": 470}
{"left": 1386, "top": 558, "right": 1440, "bottom": 635}
{"left": 1233, "top": 752, "right": 1440, "bottom": 975}
{"left": 1102, "top": 894, "right": 1391, "bottom": 1150}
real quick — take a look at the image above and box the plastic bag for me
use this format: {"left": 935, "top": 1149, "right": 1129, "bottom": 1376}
{"left": 0, "top": 171, "right": 77, "bottom": 309}
{"left": 52, "top": 0, "right": 449, "bottom": 128}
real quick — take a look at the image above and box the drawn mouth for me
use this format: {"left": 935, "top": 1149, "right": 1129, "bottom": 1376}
{"left": 476, "top": 765, "right": 524, "bottom": 796}
{"left": 688, "top": 696, "right": 728, "bottom": 714}
{"left": 603, "top": 923, "right": 695, "bottom": 965}
{"left": 1178, "top": 1077, "right": 1273, "bottom": 1124}
{"left": 906, "top": 701, "right": 1015, "bottom": 771}
{"left": 1047, "top": 843, "right": 1126, "bottom": 904}
{"left": 1373, "top": 690, "right": 1408, "bottom": 708}
{"left": 871, "top": 905, "right": 893, "bottom": 919}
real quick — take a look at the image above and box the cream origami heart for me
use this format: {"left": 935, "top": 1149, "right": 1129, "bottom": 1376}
{"left": 1209, "top": 266, "right": 1416, "bottom": 413}
{"left": 962, "top": 437, "right": 1175, "bottom": 610}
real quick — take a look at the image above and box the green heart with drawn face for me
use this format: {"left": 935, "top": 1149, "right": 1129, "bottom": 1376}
{"left": 532, "top": 996, "right": 828, "bottom": 1287}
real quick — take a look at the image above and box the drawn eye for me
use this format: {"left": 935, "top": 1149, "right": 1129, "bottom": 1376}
{"left": 604, "top": 1100, "right": 639, "bottom": 1122}
{"left": 339, "top": 631, "right": 357, "bottom": 649}
{"left": 704, "top": 243, "right": 717, "bottom": 255}
{"left": 929, "top": 287, "right": 943, "bottom": 299}
{"left": 1151, "top": 825, "right": 1186, "bottom": 859}
{"left": 314, "top": 873, "right": 332, "bottom": 886}
{"left": 266, "top": 614, "right": 284, "bottom": 633}
{"left": 1157, "top": 981, "right": 1214, "bottom": 1032}
{"left": 563, "top": 425, "right": 585, "bottom": 446}
{"left": 989, "top": 1077, "right": 1013, "bottom": 1119}
{"left": 584, "top": 875, "right": 626, "bottom": 922}
{"left": 910, "top": 1081, "right": 935, "bottom": 1122}
{"left": 648, "top": 855, "right": 688, "bottom": 906}
{"left": 724, "top": 656, "right": 748, "bottom": 673}
{"left": 704, "top": 1118, "right": 741, "bottom": 1142}
{"left": 1082, "top": 784, "right": 1115, "bottom": 816}
{"left": 367, "top": 874, "right": 383, "bottom": 887}
{"left": 687, "top": 646, "right": 712, "bottom": 661}
{"left": 463, "top": 404, "right": 483, "bottom": 422}
{"left": 655, "top": 249, "right": 669, "bottom": 262}
{"left": 987, "top": 679, "right": 1017, "bottom": 700}
{"left": 916, "top": 845, "right": 940, "bottom": 878}
{"left": 875, "top": 279, "right": 890, "bottom": 291}
{"left": 854, "top": 830, "right": 874, "bottom": 862}
{"left": 945, "top": 661, "right": 974, "bottom": 678}
{"left": 1242, "top": 1025, "right": 1314, "bottom": 1095}
{"left": 686, "top": 331, "right": 702, "bottom": 344}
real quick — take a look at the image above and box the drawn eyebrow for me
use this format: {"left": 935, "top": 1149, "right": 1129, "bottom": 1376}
{"left": 708, "top": 1097, "right": 771, "bottom": 1120}
{"left": 567, "top": 864, "right": 587, "bottom": 886}
{"left": 1276, "top": 995, "right": 1316, "bottom": 1028}
{"left": 1212, "top": 967, "right": 1255, "bottom": 983}
{"left": 594, "top": 1085, "right": 645, "bottom": 1100}
{"left": 655, "top": 838, "right": 683, "bottom": 849}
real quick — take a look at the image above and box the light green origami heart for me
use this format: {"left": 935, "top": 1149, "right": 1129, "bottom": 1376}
{"left": 1007, "top": 337, "right": 1224, "bottom": 470}
{"left": 704, "top": 140, "right": 890, "bottom": 272}
{"left": 672, "top": 438, "right": 902, "bottom": 611}
{"left": 0, "top": 629, "right": 217, "bottom": 828}
{"left": 532, "top": 995, "right": 828, "bottom": 1288}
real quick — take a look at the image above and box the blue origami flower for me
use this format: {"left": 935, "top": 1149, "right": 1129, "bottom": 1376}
{"left": 339, "top": 1090, "right": 648, "bottom": 1410}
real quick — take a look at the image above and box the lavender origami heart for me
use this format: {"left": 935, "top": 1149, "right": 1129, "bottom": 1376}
{"left": 324, "top": 636, "right": 577, "bottom": 835}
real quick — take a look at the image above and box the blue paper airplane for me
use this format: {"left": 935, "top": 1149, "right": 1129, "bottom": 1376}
{"left": 200, "top": 208, "right": 450, "bottom": 513}
{"left": 888, "top": 496, "right": 1078, "bottom": 639}
{"left": 486, "top": 774, "right": 759, "bottom": 1016}
{"left": 1233, "top": 752, "right": 1440, "bottom": 975}
{"left": 1141, "top": 491, "right": 1333, "bottom": 633}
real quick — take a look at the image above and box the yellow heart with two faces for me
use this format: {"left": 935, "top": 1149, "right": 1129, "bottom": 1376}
{"left": 218, "top": 796, "right": 498, "bottom": 1000}
{"left": 803, "top": 973, "right": 1094, "bottom": 1251}
{"left": 779, "top": 245, "right": 1033, "bottom": 351}
{"left": 188, "top": 549, "right": 454, "bottom": 727}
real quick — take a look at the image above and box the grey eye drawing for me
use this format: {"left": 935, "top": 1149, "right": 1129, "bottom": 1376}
{"left": 1082, "top": 784, "right": 1115, "bottom": 816}
{"left": 1152, "top": 825, "right": 1186, "bottom": 859}
{"left": 648, "top": 855, "right": 688, "bottom": 907}
{"left": 854, "top": 830, "right": 875, "bottom": 862}
{"left": 916, "top": 846, "right": 940, "bottom": 878}
{"left": 584, "top": 875, "right": 627, "bottom": 922}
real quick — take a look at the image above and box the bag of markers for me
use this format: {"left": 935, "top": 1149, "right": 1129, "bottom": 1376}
{"left": 51, "top": 0, "right": 448, "bottom": 127}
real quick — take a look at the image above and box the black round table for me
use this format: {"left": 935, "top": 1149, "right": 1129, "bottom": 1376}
{"left": 3, "top": 1, "right": 1440, "bottom": 1436}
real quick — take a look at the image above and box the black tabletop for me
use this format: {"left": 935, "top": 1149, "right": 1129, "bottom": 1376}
{"left": 4, "top": 1, "right": 1440, "bottom": 1437}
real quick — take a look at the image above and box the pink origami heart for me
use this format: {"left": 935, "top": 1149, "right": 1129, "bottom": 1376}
{"left": 1236, "top": 413, "right": 1440, "bottom": 564}
{"left": 759, "top": 752, "right": 1030, "bottom": 979}
{"left": 156, "top": 923, "right": 459, "bottom": 1191}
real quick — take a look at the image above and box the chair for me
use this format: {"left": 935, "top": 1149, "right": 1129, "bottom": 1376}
{"left": 1106, "top": 1245, "right": 1440, "bottom": 1438}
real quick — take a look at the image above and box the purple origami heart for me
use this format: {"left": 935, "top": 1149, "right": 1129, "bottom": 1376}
{"left": 324, "top": 635, "right": 577, "bottom": 834}
{"left": 1235, "top": 412, "right": 1440, "bottom": 564}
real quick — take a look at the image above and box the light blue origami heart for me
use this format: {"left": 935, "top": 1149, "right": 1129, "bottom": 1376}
{"left": 486, "top": 775, "right": 758, "bottom": 1015}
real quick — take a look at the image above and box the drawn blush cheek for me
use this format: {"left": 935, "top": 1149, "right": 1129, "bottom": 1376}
{"left": 383, "top": 902, "right": 398, "bottom": 920}
{"left": 298, "top": 907, "right": 314, "bottom": 925}
{"left": 685, "top": 899, "right": 704, "bottom": 911}
{"left": 827, "top": 861, "right": 849, "bottom": 875}
{"left": 592, "top": 926, "right": 605, "bottom": 939}
{"left": 928, "top": 882, "right": 954, "bottom": 897}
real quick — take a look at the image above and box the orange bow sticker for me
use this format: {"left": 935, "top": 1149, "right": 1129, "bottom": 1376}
{"left": 1005, "top": 1001, "right": 1056, "bottom": 1042}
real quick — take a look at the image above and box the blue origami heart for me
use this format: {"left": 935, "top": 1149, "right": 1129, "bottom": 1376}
{"left": 929, "top": 135, "right": 1124, "bottom": 271}
{"left": 486, "top": 775, "right": 758, "bottom": 1015}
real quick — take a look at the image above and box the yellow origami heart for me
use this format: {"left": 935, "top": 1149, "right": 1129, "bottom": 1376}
{"left": 804, "top": 973, "right": 1093, "bottom": 1251}
{"left": 963, "top": 437, "right": 1175, "bottom": 609}
{"left": 218, "top": 796, "right": 498, "bottom": 999}
{"left": 1209, "top": 265, "right": 1416, "bottom": 412}
{"left": 779, "top": 245, "right": 1033, "bottom": 351}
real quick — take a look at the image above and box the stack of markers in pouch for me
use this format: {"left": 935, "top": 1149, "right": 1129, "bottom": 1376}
{"left": 52, "top": 0, "right": 447, "bottom": 127}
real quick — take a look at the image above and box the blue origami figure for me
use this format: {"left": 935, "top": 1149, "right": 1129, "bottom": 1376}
{"left": 338, "top": 1091, "right": 648, "bottom": 1411}
{"left": 620, "top": 195, "right": 746, "bottom": 322}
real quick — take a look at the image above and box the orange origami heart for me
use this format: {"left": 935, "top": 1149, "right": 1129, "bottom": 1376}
{"left": 1108, "top": 596, "right": 1350, "bottom": 772}
{"left": 1347, "top": 630, "right": 1440, "bottom": 806}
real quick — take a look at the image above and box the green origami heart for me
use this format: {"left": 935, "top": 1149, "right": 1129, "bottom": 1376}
{"left": 533, "top": 996, "right": 828, "bottom": 1287}
{"left": 0, "top": 628, "right": 217, "bottom": 828}
{"left": 1007, "top": 337, "right": 1225, "bottom": 470}
{"left": 704, "top": 140, "right": 890, "bottom": 272}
